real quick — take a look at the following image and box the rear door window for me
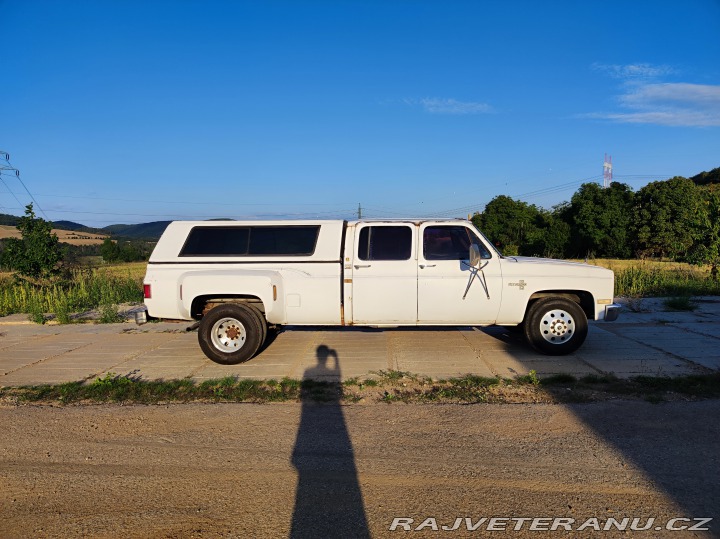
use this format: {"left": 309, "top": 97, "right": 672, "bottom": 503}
{"left": 357, "top": 226, "right": 412, "bottom": 261}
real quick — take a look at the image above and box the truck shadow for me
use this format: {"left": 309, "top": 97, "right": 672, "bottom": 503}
{"left": 290, "top": 345, "right": 370, "bottom": 539}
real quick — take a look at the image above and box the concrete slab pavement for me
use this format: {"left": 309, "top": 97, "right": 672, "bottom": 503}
{"left": 1, "top": 297, "right": 719, "bottom": 385}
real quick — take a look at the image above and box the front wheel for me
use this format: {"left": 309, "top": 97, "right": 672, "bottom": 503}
{"left": 198, "top": 304, "right": 264, "bottom": 364}
{"left": 523, "top": 298, "right": 588, "bottom": 355}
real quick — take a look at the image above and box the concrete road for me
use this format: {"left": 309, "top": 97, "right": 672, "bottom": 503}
{"left": 1, "top": 297, "right": 719, "bottom": 386}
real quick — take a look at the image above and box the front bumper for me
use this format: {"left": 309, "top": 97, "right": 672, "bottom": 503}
{"left": 604, "top": 303, "right": 621, "bottom": 322}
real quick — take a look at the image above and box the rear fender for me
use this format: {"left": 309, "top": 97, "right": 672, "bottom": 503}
{"left": 179, "top": 269, "right": 285, "bottom": 323}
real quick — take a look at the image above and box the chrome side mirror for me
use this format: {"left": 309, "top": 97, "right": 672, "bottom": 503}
{"left": 469, "top": 244, "right": 481, "bottom": 267}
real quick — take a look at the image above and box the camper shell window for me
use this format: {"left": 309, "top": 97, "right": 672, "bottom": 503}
{"left": 179, "top": 225, "right": 320, "bottom": 257}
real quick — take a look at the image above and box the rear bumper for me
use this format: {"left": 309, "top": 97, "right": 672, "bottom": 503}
{"left": 604, "top": 304, "right": 621, "bottom": 322}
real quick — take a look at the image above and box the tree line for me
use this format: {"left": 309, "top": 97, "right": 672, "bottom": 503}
{"left": 471, "top": 172, "right": 720, "bottom": 274}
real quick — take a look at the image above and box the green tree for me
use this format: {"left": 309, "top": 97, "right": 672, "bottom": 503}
{"left": 533, "top": 205, "right": 571, "bottom": 258}
{"left": 474, "top": 195, "right": 546, "bottom": 256}
{"left": 100, "top": 238, "right": 121, "bottom": 263}
{"left": 1, "top": 204, "right": 62, "bottom": 279}
{"left": 687, "top": 185, "right": 720, "bottom": 279}
{"left": 566, "top": 182, "right": 635, "bottom": 258}
{"left": 632, "top": 177, "right": 708, "bottom": 259}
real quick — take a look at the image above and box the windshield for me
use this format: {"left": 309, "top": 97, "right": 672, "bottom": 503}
{"left": 468, "top": 221, "right": 505, "bottom": 258}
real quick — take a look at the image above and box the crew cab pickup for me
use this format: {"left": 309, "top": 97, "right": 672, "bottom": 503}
{"left": 143, "top": 219, "right": 620, "bottom": 364}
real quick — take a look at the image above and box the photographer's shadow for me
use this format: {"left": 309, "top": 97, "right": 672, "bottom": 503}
{"left": 290, "top": 345, "right": 370, "bottom": 539}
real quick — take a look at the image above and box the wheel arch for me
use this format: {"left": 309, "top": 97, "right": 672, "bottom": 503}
{"left": 526, "top": 290, "right": 594, "bottom": 321}
{"left": 190, "top": 294, "right": 266, "bottom": 320}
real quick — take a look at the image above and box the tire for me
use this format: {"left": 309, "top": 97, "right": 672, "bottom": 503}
{"left": 242, "top": 303, "right": 268, "bottom": 349}
{"left": 198, "top": 303, "right": 263, "bottom": 364}
{"left": 523, "top": 297, "right": 588, "bottom": 355}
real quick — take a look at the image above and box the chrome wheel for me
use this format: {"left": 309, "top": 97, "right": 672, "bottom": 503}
{"left": 523, "top": 297, "right": 588, "bottom": 355}
{"left": 210, "top": 317, "right": 247, "bottom": 352}
{"left": 539, "top": 309, "right": 574, "bottom": 344}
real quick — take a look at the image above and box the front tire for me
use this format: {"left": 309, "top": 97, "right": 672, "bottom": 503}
{"left": 198, "top": 304, "right": 264, "bottom": 364}
{"left": 523, "top": 298, "right": 588, "bottom": 355}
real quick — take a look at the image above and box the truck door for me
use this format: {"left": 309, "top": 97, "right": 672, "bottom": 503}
{"left": 417, "top": 223, "right": 502, "bottom": 324}
{"left": 350, "top": 223, "right": 417, "bottom": 324}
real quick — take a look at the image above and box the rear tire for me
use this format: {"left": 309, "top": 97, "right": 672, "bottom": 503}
{"left": 241, "top": 303, "right": 268, "bottom": 349}
{"left": 198, "top": 304, "right": 263, "bottom": 364}
{"left": 523, "top": 297, "right": 588, "bottom": 355}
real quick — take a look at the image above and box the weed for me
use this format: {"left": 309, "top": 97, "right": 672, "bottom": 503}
{"left": 5, "top": 372, "right": 720, "bottom": 405}
{"left": 449, "top": 374, "right": 501, "bottom": 388}
{"left": 614, "top": 265, "right": 720, "bottom": 297}
{"left": 98, "top": 303, "right": 124, "bottom": 323}
{"left": 517, "top": 369, "right": 540, "bottom": 386}
{"left": 624, "top": 295, "right": 647, "bottom": 313}
{"left": 540, "top": 373, "right": 577, "bottom": 385}
{"left": 0, "top": 269, "right": 142, "bottom": 318}
{"left": 373, "top": 369, "right": 417, "bottom": 382}
{"left": 27, "top": 299, "right": 45, "bottom": 324}
{"left": 54, "top": 297, "right": 72, "bottom": 324}
{"left": 663, "top": 296, "right": 698, "bottom": 311}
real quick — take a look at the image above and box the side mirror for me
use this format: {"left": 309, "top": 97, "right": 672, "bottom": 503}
{"left": 469, "top": 244, "right": 481, "bottom": 267}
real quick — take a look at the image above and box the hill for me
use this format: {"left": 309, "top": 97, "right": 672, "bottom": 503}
{"left": 101, "top": 221, "right": 172, "bottom": 240}
{"left": 51, "top": 220, "right": 106, "bottom": 234}
{"left": 691, "top": 166, "right": 720, "bottom": 186}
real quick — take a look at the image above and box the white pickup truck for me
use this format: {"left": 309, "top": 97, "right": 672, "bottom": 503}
{"left": 143, "top": 219, "right": 619, "bottom": 364}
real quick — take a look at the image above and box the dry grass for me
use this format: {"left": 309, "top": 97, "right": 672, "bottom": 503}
{"left": 98, "top": 262, "right": 147, "bottom": 280}
{"left": 575, "top": 258, "right": 710, "bottom": 274}
{"left": 0, "top": 225, "right": 108, "bottom": 245}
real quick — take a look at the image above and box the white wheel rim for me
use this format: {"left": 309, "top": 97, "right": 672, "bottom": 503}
{"left": 539, "top": 309, "right": 574, "bottom": 344}
{"left": 211, "top": 317, "right": 247, "bottom": 352}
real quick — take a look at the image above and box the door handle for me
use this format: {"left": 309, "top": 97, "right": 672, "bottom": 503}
{"left": 354, "top": 264, "right": 372, "bottom": 269}
{"left": 419, "top": 264, "right": 436, "bottom": 269}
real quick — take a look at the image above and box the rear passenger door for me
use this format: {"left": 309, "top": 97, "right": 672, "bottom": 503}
{"left": 350, "top": 223, "right": 417, "bottom": 324}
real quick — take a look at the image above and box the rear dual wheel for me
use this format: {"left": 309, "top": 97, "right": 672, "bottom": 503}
{"left": 198, "top": 303, "right": 267, "bottom": 364}
{"left": 523, "top": 297, "right": 588, "bottom": 355}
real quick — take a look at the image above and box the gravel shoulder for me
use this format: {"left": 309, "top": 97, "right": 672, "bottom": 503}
{"left": 1, "top": 400, "right": 718, "bottom": 538}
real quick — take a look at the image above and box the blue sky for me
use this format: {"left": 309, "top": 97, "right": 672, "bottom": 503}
{"left": 2, "top": 0, "right": 720, "bottom": 226}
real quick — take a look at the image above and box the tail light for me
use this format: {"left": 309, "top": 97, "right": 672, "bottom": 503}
{"left": 143, "top": 284, "right": 152, "bottom": 299}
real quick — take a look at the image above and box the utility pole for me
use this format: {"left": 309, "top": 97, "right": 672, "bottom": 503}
{"left": 357, "top": 203, "right": 362, "bottom": 219}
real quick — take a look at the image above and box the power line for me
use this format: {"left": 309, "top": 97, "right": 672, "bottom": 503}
{"left": 0, "top": 151, "right": 48, "bottom": 219}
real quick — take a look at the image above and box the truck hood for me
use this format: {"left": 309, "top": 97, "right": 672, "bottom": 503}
{"left": 503, "top": 256, "right": 613, "bottom": 275}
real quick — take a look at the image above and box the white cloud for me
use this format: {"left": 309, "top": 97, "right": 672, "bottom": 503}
{"left": 582, "top": 64, "right": 720, "bottom": 127}
{"left": 591, "top": 62, "right": 675, "bottom": 80}
{"left": 621, "top": 82, "right": 720, "bottom": 107}
{"left": 406, "top": 98, "right": 494, "bottom": 115}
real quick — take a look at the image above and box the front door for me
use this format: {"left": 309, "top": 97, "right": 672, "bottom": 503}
{"left": 350, "top": 223, "right": 417, "bottom": 324}
{"left": 417, "top": 223, "right": 503, "bottom": 324}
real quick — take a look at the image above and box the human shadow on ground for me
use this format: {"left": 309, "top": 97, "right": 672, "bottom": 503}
{"left": 290, "top": 345, "right": 370, "bottom": 539}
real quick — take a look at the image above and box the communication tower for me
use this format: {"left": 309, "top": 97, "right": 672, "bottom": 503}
{"left": 603, "top": 153, "right": 613, "bottom": 188}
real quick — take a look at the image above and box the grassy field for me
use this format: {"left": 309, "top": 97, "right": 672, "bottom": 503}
{"left": 578, "top": 259, "right": 720, "bottom": 297}
{"left": 0, "top": 265, "right": 144, "bottom": 320}
{"left": 0, "top": 259, "right": 718, "bottom": 322}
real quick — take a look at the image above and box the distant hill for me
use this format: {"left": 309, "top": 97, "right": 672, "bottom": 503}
{"left": 101, "top": 221, "right": 172, "bottom": 240}
{"left": 691, "top": 167, "right": 720, "bottom": 186}
{"left": 51, "top": 220, "right": 106, "bottom": 234}
{"left": 0, "top": 214, "right": 20, "bottom": 226}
